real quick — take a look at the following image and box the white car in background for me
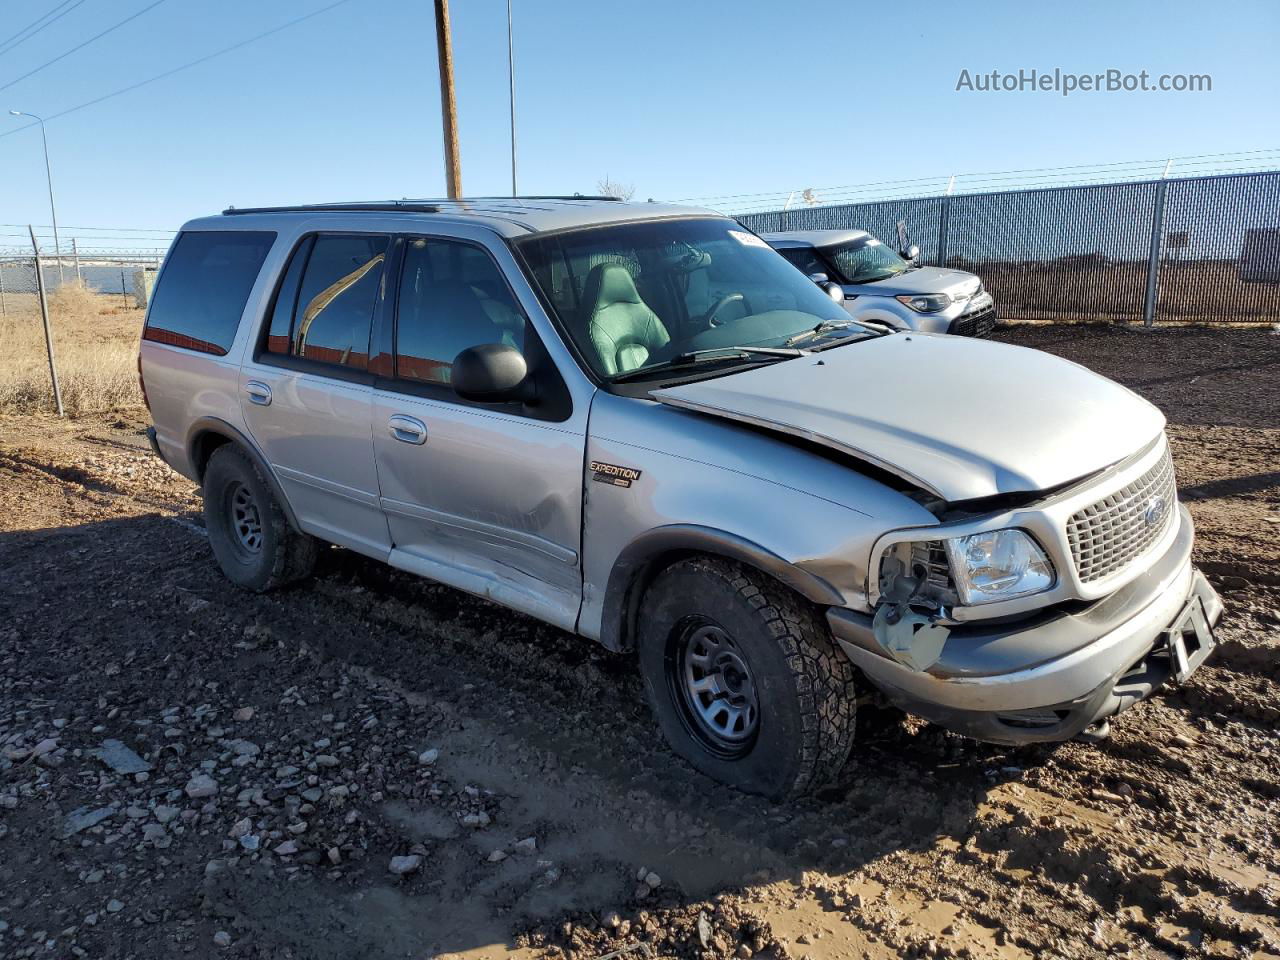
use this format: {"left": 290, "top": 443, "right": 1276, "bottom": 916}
{"left": 764, "top": 229, "right": 996, "bottom": 335}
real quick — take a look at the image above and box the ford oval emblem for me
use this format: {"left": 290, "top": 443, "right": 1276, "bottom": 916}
{"left": 1144, "top": 497, "right": 1168, "bottom": 528}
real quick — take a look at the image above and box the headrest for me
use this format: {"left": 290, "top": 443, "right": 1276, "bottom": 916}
{"left": 584, "top": 263, "right": 642, "bottom": 312}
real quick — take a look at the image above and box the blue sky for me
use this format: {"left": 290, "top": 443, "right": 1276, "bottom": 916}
{"left": 0, "top": 0, "right": 1277, "bottom": 249}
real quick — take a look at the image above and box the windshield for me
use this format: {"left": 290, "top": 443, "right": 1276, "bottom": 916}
{"left": 515, "top": 218, "right": 858, "bottom": 380}
{"left": 826, "top": 235, "right": 910, "bottom": 284}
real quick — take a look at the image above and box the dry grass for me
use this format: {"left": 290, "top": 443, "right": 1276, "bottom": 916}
{"left": 0, "top": 280, "right": 144, "bottom": 417}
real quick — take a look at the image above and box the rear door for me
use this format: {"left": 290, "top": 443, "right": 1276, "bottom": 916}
{"left": 238, "top": 232, "right": 391, "bottom": 558}
{"left": 370, "top": 233, "right": 585, "bottom": 630}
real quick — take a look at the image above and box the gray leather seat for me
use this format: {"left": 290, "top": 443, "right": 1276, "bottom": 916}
{"left": 582, "top": 263, "right": 670, "bottom": 375}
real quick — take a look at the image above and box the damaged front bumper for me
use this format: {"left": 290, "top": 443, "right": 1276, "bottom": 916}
{"left": 827, "top": 505, "right": 1223, "bottom": 745}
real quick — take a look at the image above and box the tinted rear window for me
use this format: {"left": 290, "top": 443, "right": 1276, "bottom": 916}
{"left": 144, "top": 231, "right": 276, "bottom": 355}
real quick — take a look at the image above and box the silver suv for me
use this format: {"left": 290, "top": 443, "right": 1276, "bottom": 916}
{"left": 764, "top": 229, "right": 996, "bottom": 335}
{"left": 140, "top": 198, "right": 1221, "bottom": 798}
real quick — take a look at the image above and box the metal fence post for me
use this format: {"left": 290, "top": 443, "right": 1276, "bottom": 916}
{"left": 1143, "top": 175, "right": 1171, "bottom": 327}
{"left": 0, "top": 263, "right": 6, "bottom": 317}
{"left": 29, "top": 225, "right": 65, "bottom": 416}
{"left": 72, "top": 238, "right": 82, "bottom": 283}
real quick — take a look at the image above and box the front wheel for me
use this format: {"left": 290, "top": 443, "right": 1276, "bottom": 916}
{"left": 636, "top": 557, "right": 858, "bottom": 798}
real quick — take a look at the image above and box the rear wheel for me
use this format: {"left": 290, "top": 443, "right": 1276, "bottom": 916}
{"left": 202, "top": 445, "right": 317, "bottom": 592}
{"left": 637, "top": 557, "right": 858, "bottom": 798}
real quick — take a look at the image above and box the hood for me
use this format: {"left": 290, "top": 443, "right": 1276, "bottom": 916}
{"left": 651, "top": 334, "right": 1165, "bottom": 503}
{"left": 845, "top": 266, "right": 980, "bottom": 299}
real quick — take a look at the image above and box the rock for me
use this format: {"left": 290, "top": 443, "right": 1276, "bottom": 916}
{"left": 213, "top": 930, "right": 232, "bottom": 948}
{"left": 487, "top": 849, "right": 508, "bottom": 863}
{"left": 604, "top": 911, "right": 622, "bottom": 928}
{"left": 233, "top": 707, "right": 254, "bottom": 722}
{"left": 154, "top": 805, "right": 180, "bottom": 824}
{"left": 142, "top": 823, "right": 167, "bottom": 843}
{"left": 697, "top": 912, "right": 713, "bottom": 948}
{"left": 327, "top": 847, "right": 341, "bottom": 865}
{"left": 644, "top": 871, "right": 661, "bottom": 888}
{"left": 275, "top": 840, "right": 299, "bottom": 856}
{"left": 239, "top": 834, "right": 260, "bottom": 852}
{"left": 462, "top": 811, "right": 490, "bottom": 828}
{"left": 31, "top": 737, "right": 59, "bottom": 758}
{"left": 106, "top": 900, "right": 124, "bottom": 914}
{"left": 185, "top": 774, "right": 218, "bottom": 799}
{"left": 91, "top": 740, "right": 151, "bottom": 775}
{"left": 315, "top": 755, "right": 339, "bottom": 768}
{"left": 737, "top": 945, "right": 754, "bottom": 959}
{"left": 229, "top": 817, "right": 253, "bottom": 839}
{"left": 229, "top": 740, "right": 260, "bottom": 757}
{"left": 0, "top": 795, "right": 16, "bottom": 810}
{"left": 388, "top": 855, "right": 423, "bottom": 875}
{"left": 62, "top": 805, "right": 116, "bottom": 838}
{"left": 513, "top": 836, "right": 537, "bottom": 854}
{"left": 418, "top": 748, "right": 439, "bottom": 765}
{"left": 85, "top": 870, "right": 105, "bottom": 884}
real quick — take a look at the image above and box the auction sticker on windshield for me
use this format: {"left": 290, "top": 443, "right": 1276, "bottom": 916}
{"left": 728, "top": 230, "right": 771, "bottom": 249}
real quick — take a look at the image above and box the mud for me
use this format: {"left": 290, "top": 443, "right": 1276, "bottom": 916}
{"left": 0, "top": 324, "right": 1277, "bottom": 960}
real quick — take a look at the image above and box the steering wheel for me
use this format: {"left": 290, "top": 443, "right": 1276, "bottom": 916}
{"left": 705, "top": 293, "right": 751, "bottom": 327}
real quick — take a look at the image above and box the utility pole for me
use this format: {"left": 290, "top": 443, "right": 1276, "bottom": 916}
{"left": 10, "top": 111, "right": 64, "bottom": 283}
{"left": 507, "top": 0, "right": 517, "bottom": 196}
{"left": 433, "top": 0, "right": 462, "bottom": 199}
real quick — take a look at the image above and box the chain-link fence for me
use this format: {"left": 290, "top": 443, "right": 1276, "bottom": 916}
{"left": 1, "top": 234, "right": 161, "bottom": 416}
{"left": 736, "top": 171, "right": 1280, "bottom": 324}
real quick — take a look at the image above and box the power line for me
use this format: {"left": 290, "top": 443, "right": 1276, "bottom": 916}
{"left": 0, "top": 0, "right": 356, "bottom": 141}
{"left": 0, "top": 223, "right": 175, "bottom": 232}
{"left": 0, "top": 0, "right": 89, "bottom": 58}
{"left": 1, "top": 0, "right": 169, "bottom": 94}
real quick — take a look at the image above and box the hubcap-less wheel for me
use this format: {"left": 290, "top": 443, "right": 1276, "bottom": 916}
{"left": 228, "top": 482, "right": 264, "bottom": 555}
{"left": 674, "top": 620, "right": 760, "bottom": 756}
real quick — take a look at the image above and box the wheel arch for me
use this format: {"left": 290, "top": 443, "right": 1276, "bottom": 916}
{"left": 597, "top": 524, "right": 845, "bottom": 653}
{"left": 186, "top": 417, "right": 301, "bottom": 532}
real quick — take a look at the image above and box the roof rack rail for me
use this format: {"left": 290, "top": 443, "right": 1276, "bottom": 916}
{"left": 221, "top": 195, "right": 625, "bottom": 215}
{"left": 222, "top": 201, "right": 442, "bottom": 216}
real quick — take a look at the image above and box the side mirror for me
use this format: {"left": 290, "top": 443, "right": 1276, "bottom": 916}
{"left": 452, "top": 343, "right": 532, "bottom": 403}
{"left": 901, "top": 244, "right": 920, "bottom": 263}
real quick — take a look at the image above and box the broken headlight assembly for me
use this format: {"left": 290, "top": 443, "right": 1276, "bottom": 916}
{"left": 880, "top": 529, "right": 1056, "bottom": 608}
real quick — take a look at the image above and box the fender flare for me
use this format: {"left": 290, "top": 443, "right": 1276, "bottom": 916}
{"left": 597, "top": 523, "right": 845, "bottom": 652}
{"left": 185, "top": 417, "right": 301, "bottom": 532}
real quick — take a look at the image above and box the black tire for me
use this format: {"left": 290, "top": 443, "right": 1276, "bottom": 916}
{"left": 202, "top": 445, "right": 317, "bottom": 592}
{"left": 636, "top": 556, "right": 858, "bottom": 799}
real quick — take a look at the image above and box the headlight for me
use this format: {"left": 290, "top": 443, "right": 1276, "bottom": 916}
{"left": 943, "top": 529, "right": 1055, "bottom": 604}
{"left": 895, "top": 293, "right": 952, "bottom": 313}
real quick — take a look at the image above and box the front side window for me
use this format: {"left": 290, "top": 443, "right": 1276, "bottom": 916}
{"left": 516, "top": 218, "right": 855, "bottom": 379}
{"left": 144, "top": 230, "right": 275, "bottom": 355}
{"left": 394, "top": 238, "right": 525, "bottom": 385}
{"left": 267, "top": 234, "right": 388, "bottom": 371}
{"left": 826, "top": 235, "right": 910, "bottom": 284}
{"left": 778, "top": 246, "right": 829, "bottom": 277}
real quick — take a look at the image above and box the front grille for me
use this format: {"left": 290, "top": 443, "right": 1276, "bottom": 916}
{"left": 948, "top": 306, "right": 996, "bottom": 338}
{"left": 1067, "top": 446, "right": 1177, "bottom": 583}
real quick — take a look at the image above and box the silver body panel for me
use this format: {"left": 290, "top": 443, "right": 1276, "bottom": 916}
{"left": 140, "top": 199, "right": 1217, "bottom": 744}
{"left": 652, "top": 333, "right": 1166, "bottom": 503}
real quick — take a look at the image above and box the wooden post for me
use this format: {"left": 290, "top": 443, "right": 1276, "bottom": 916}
{"left": 72, "top": 238, "right": 82, "bottom": 283}
{"left": 434, "top": 0, "right": 462, "bottom": 199}
{"left": 0, "top": 262, "right": 7, "bottom": 317}
{"left": 29, "top": 225, "right": 64, "bottom": 417}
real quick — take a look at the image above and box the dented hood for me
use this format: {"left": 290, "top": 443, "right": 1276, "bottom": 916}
{"left": 652, "top": 334, "right": 1165, "bottom": 502}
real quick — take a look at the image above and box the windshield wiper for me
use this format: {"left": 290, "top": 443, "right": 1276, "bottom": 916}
{"left": 610, "top": 345, "right": 806, "bottom": 383}
{"left": 786, "top": 318, "right": 889, "bottom": 345}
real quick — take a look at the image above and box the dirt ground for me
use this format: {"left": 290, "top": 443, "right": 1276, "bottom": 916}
{"left": 0, "top": 324, "right": 1277, "bottom": 960}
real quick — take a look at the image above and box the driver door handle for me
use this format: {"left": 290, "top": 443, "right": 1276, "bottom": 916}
{"left": 388, "top": 415, "right": 427, "bottom": 445}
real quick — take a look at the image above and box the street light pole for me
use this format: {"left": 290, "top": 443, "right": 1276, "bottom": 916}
{"left": 10, "top": 110, "right": 63, "bottom": 283}
{"left": 507, "top": 0, "right": 517, "bottom": 196}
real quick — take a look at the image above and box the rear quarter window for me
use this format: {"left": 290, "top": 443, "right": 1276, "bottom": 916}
{"left": 143, "top": 231, "right": 276, "bottom": 356}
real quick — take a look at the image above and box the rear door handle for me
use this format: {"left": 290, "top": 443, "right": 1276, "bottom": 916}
{"left": 388, "top": 415, "right": 427, "bottom": 445}
{"left": 245, "top": 381, "right": 272, "bottom": 406}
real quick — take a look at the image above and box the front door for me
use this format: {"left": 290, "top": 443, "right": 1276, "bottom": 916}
{"left": 371, "top": 235, "right": 585, "bottom": 630}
